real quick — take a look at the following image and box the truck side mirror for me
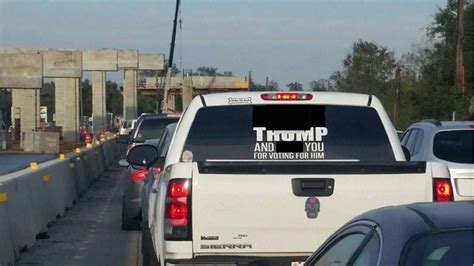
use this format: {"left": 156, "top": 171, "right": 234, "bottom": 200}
{"left": 402, "top": 146, "right": 411, "bottom": 161}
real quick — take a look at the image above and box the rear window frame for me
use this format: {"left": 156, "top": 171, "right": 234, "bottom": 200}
{"left": 181, "top": 104, "right": 396, "bottom": 163}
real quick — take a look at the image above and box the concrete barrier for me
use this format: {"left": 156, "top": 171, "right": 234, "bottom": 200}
{"left": 0, "top": 140, "right": 122, "bottom": 265}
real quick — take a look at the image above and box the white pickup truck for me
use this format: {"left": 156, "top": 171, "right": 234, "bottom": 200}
{"left": 125, "top": 92, "right": 451, "bottom": 266}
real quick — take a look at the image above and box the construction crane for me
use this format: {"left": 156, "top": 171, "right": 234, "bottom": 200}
{"left": 161, "top": 0, "right": 181, "bottom": 113}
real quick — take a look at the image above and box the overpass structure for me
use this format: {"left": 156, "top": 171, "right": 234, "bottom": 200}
{"left": 0, "top": 48, "right": 164, "bottom": 141}
{"left": 138, "top": 75, "right": 250, "bottom": 111}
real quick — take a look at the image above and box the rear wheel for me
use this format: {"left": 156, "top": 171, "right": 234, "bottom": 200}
{"left": 121, "top": 196, "right": 141, "bottom": 230}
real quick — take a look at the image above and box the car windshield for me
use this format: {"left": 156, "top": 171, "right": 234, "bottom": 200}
{"left": 433, "top": 130, "right": 474, "bottom": 164}
{"left": 134, "top": 117, "right": 179, "bottom": 142}
{"left": 183, "top": 105, "right": 394, "bottom": 162}
{"left": 404, "top": 230, "right": 474, "bottom": 266}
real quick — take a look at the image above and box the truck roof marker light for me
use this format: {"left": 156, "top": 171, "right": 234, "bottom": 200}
{"left": 261, "top": 93, "right": 313, "bottom": 101}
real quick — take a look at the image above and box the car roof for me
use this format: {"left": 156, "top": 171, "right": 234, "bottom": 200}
{"left": 139, "top": 114, "right": 180, "bottom": 120}
{"left": 411, "top": 120, "right": 474, "bottom": 131}
{"left": 347, "top": 201, "right": 474, "bottom": 264}
{"left": 353, "top": 201, "right": 474, "bottom": 232}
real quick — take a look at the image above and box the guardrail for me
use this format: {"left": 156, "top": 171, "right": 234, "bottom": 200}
{"left": 0, "top": 139, "right": 124, "bottom": 265}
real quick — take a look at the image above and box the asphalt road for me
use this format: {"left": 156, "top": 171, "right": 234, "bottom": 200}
{"left": 0, "top": 153, "right": 57, "bottom": 176}
{"left": 17, "top": 163, "right": 142, "bottom": 266}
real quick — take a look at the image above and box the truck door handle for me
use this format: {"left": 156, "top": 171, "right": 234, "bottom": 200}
{"left": 292, "top": 178, "right": 334, "bottom": 197}
{"left": 151, "top": 188, "right": 158, "bottom": 193}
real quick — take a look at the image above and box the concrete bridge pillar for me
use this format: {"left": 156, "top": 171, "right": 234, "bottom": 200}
{"left": 55, "top": 78, "right": 80, "bottom": 142}
{"left": 11, "top": 89, "right": 40, "bottom": 133}
{"left": 92, "top": 71, "right": 107, "bottom": 135}
{"left": 182, "top": 77, "right": 193, "bottom": 110}
{"left": 123, "top": 69, "right": 137, "bottom": 120}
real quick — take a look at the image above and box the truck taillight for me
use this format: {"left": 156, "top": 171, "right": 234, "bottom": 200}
{"left": 433, "top": 178, "right": 453, "bottom": 202}
{"left": 164, "top": 179, "right": 191, "bottom": 240}
{"left": 130, "top": 169, "right": 148, "bottom": 182}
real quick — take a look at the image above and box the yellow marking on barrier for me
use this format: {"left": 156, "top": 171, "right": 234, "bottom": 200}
{"left": 42, "top": 175, "right": 50, "bottom": 182}
{"left": 30, "top": 162, "right": 38, "bottom": 169}
{"left": 95, "top": 140, "right": 100, "bottom": 145}
{"left": 59, "top": 153, "right": 65, "bottom": 160}
{"left": 86, "top": 143, "right": 92, "bottom": 148}
{"left": 69, "top": 162, "right": 75, "bottom": 169}
{"left": 75, "top": 148, "right": 81, "bottom": 154}
{"left": 0, "top": 193, "right": 8, "bottom": 202}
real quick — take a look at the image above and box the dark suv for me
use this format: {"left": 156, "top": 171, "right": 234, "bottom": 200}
{"left": 128, "top": 114, "right": 180, "bottom": 147}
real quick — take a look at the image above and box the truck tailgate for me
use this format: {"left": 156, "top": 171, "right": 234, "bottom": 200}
{"left": 191, "top": 161, "right": 430, "bottom": 254}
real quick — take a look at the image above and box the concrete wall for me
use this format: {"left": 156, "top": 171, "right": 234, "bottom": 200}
{"left": 22, "top": 131, "right": 60, "bottom": 153}
{"left": 55, "top": 78, "right": 80, "bottom": 142}
{"left": 0, "top": 140, "right": 123, "bottom": 265}
{"left": 123, "top": 70, "right": 137, "bottom": 120}
{"left": 0, "top": 54, "right": 43, "bottom": 89}
{"left": 92, "top": 71, "right": 107, "bottom": 134}
{"left": 11, "top": 89, "right": 40, "bottom": 133}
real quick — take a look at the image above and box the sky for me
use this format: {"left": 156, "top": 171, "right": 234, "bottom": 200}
{"left": 0, "top": 0, "right": 446, "bottom": 89}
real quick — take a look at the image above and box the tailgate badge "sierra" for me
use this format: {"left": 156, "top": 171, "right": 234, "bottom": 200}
{"left": 305, "top": 197, "right": 320, "bottom": 219}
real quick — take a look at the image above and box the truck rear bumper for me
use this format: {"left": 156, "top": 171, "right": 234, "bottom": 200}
{"left": 167, "top": 256, "right": 309, "bottom": 265}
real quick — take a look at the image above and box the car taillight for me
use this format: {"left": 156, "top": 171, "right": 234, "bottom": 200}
{"left": 433, "top": 178, "right": 453, "bottom": 202}
{"left": 164, "top": 179, "right": 191, "bottom": 240}
{"left": 130, "top": 169, "right": 148, "bottom": 182}
{"left": 261, "top": 92, "right": 313, "bottom": 101}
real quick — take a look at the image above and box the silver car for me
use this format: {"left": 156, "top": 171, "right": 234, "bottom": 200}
{"left": 120, "top": 138, "right": 160, "bottom": 230}
{"left": 401, "top": 119, "right": 474, "bottom": 201}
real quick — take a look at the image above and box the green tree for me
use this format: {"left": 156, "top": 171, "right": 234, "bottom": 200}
{"left": 195, "top": 66, "right": 217, "bottom": 76}
{"left": 287, "top": 82, "right": 303, "bottom": 91}
{"left": 338, "top": 40, "right": 396, "bottom": 95}
{"left": 309, "top": 79, "right": 334, "bottom": 92}
{"left": 137, "top": 94, "right": 156, "bottom": 115}
{"left": 81, "top": 79, "right": 92, "bottom": 117}
{"left": 0, "top": 89, "right": 12, "bottom": 126}
{"left": 106, "top": 80, "right": 123, "bottom": 116}
{"left": 411, "top": 0, "right": 473, "bottom": 120}
{"left": 250, "top": 80, "right": 279, "bottom": 91}
{"left": 194, "top": 66, "right": 234, "bottom": 76}
{"left": 40, "top": 81, "right": 55, "bottom": 122}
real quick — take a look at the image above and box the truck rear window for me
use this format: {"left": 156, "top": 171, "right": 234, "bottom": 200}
{"left": 183, "top": 105, "right": 395, "bottom": 162}
{"left": 433, "top": 130, "right": 473, "bottom": 164}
